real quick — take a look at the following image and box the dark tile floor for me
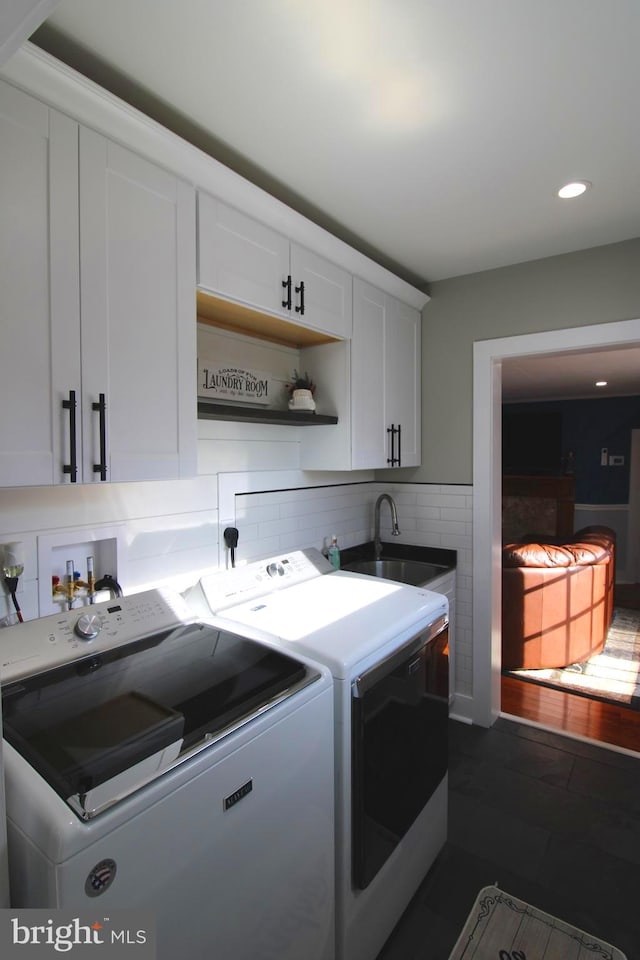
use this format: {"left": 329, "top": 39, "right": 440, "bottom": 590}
{"left": 377, "top": 717, "right": 640, "bottom": 959}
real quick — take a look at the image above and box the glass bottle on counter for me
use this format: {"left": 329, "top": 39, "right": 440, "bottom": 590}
{"left": 327, "top": 535, "right": 341, "bottom": 570}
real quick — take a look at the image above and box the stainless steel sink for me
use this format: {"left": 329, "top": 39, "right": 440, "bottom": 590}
{"left": 342, "top": 558, "right": 447, "bottom": 587}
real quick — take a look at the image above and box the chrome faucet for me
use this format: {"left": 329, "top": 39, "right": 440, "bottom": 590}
{"left": 374, "top": 494, "right": 401, "bottom": 560}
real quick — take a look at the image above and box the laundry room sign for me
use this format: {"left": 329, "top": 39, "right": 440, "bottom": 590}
{"left": 198, "top": 362, "right": 271, "bottom": 405}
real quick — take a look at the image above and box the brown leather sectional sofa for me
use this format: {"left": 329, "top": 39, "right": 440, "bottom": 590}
{"left": 502, "top": 526, "right": 616, "bottom": 670}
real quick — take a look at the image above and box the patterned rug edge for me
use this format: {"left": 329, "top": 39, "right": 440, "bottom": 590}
{"left": 448, "top": 885, "right": 627, "bottom": 960}
{"left": 505, "top": 606, "right": 640, "bottom": 711}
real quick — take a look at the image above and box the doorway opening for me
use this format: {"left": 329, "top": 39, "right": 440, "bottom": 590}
{"left": 472, "top": 317, "right": 640, "bottom": 752}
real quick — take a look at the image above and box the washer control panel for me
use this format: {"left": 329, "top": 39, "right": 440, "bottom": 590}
{"left": 0, "top": 588, "right": 194, "bottom": 682}
{"left": 74, "top": 612, "right": 103, "bottom": 640}
{"left": 199, "top": 547, "right": 332, "bottom": 612}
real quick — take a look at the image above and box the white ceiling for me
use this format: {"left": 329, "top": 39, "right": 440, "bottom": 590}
{"left": 30, "top": 0, "right": 640, "bottom": 290}
{"left": 501, "top": 345, "right": 640, "bottom": 403}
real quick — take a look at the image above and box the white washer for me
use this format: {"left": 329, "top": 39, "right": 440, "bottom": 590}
{"left": 189, "top": 549, "right": 449, "bottom": 960}
{"left": 0, "top": 686, "right": 8, "bottom": 908}
{"left": 0, "top": 588, "right": 335, "bottom": 960}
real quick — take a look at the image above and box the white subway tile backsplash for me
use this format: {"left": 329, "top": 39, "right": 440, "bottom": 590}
{"left": 258, "top": 516, "right": 300, "bottom": 539}
{"left": 456, "top": 589, "right": 472, "bottom": 610}
{"left": 242, "top": 536, "right": 282, "bottom": 562}
{"left": 225, "top": 478, "right": 473, "bottom": 702}
{"left": 236, "top": 503, "right": 281, "bottom": 525}
{"left": 416, "top": 493, "right": 464, "bottom": 508}
{"left": 441, "top": 507, "right": 472, "bottom": 523}
{"left": 416, "top": 519, "right": 467, "bottom": 537}
{"left": 388, "top": 490, "right": 418, "bottom": 506}
{"left": 440, "top": 533, "right": 473, "bottom": 552}
{"left": 413, "top": 506, "right": 442, "bottom": 521}
{"left": 1, "top": 471, "right": 474, "bottom": 704}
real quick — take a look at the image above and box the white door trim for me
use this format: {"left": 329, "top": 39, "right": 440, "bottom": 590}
{"left": 628, "top": 429, "right": 640, "bottom": 584}
{"left": 473, "top": 317, "right": 640, "bottom": 727}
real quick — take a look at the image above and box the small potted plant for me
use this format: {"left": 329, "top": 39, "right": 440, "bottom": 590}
{"left": 286, "top": 370, "right": 316, "bottom": 411}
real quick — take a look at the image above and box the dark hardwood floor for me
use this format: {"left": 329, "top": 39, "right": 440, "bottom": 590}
{"left": 501, "top": 587, "right": 640, "bottom": 755}
{"left": 501, "top": 674, "right": 640, "bottom": 754}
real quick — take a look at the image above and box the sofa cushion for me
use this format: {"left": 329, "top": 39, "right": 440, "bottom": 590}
{"left": 503, "top": 539, "right": 611, "bottom": 568}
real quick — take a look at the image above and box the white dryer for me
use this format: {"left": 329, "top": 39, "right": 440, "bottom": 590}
{"left": 188, "top": 548, "right": 450, "bottom": 960}
{"left": 0, "top": 588, "right": 335, "bottom": 960}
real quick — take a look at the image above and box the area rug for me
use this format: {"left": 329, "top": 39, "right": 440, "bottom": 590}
{"left": 448, "top": 885, "right": 627, "bottom": 959}
{"left": 507, "top": 606, "right": 640, "bottom": 709}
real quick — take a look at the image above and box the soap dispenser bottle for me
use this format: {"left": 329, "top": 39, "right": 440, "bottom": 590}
{"left": 328, "top": 535, "right": 340, "bottom": 570}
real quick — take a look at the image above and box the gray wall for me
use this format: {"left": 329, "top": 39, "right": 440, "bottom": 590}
{"left": 415, "top": 237, "right": 640, "bottom": 485}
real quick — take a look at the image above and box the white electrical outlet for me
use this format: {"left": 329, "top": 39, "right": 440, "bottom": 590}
{"left": 609, "top": 455, "right": 624, "bottom": 466}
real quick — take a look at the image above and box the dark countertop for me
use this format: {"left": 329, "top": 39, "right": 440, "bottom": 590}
{"left": 339, "top": 540, "right": 456, "bottom": 571}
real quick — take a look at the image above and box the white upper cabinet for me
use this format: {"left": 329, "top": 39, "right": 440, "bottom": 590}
{"left": 383, "top": 293, "right": 421, "bottom": 468}
{"left": 80, "top": 129, "right": 196, "bottom": 483}
{"left": 0, "top": 79, "right": 196, "bottom": 487}
{"left": 197, "top": 195, "right": 289, "bottom": 318}
{"left": 289, "top": 243, "right": 352, "bottom": 339}
{"left": 350, "top": 281, "right": 386, "bottom": 469}
{"left": 197, "top": 194, "right": 352, "bottom": 339}
{"left": 299, "top": 279, "right": 421, "bottom": 471}
{"left": 0, "top": 81, "right": 80, "bottom": 487}
{"left": 351, "top": 278, "right": 421, "bottom": 470}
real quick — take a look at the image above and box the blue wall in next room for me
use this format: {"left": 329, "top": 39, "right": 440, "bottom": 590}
{"left": 503, "top": 396, "right": 640, "bottom": 504}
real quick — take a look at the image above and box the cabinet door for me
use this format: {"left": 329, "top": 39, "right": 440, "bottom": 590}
{"left": 351, "top": 279, "right": 386, "bottom": 469}
{"left": 198, "top": 194, "right": 289, "bottom": 317}
{"left": 385, "top": 295, "right": 421, "bottom": 467}
{"left": 80, "top": 129, "right": 196, "bottom": 482}
{"left": 0, "top": 81, "right": 80, "bottom": 487}
{"left": 351, "top": 279, "right": 421, "bottom": 470}
{"left": 290, "top": 243, "right": 352, "bottom": 338}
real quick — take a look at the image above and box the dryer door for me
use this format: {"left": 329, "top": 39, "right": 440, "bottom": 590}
{"left": 351, "top": 616, "right": 449, "bottom": 888}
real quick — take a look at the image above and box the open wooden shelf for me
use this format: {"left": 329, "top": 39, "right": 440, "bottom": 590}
{"left": 196, "top": 289, "right": 340, "bottom": 348}
{"left": 197, "top": 400, "right": 337, "bottom": 426}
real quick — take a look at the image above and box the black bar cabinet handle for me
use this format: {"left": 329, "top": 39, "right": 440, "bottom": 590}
{"left": 92, "top": 393, "right": 107, "bottom": 481}
{"left": 397, "top": 423, "right": 402, "bottom": 467}
{"left": 282, "top": 275, "right": 292, "bottom": 310}
{"left": 295, "top": 280, "right": 305, "bottom": 315}
{"left": 387, "top": 424, "right": 401, "bottom": 467}
{"left": 62, "top": 389, "right": 78, "bottom": 482}
{"left": 387, "top": 424, "right": 398, "bottom": 466}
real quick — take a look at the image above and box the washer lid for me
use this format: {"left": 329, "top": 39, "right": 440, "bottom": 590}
{"left": 2, "top": 622, "right": 317, "bottom": 818}
{"left": 213, "top": 571, "right": 448, "bottom": 677}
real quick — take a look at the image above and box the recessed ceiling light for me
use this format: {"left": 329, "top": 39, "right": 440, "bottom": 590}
{"left": 595, "top": 380, "right": 608, "bottom": 387}
{"left": 558, "top": 180, "right": 592, "bottom": 199}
